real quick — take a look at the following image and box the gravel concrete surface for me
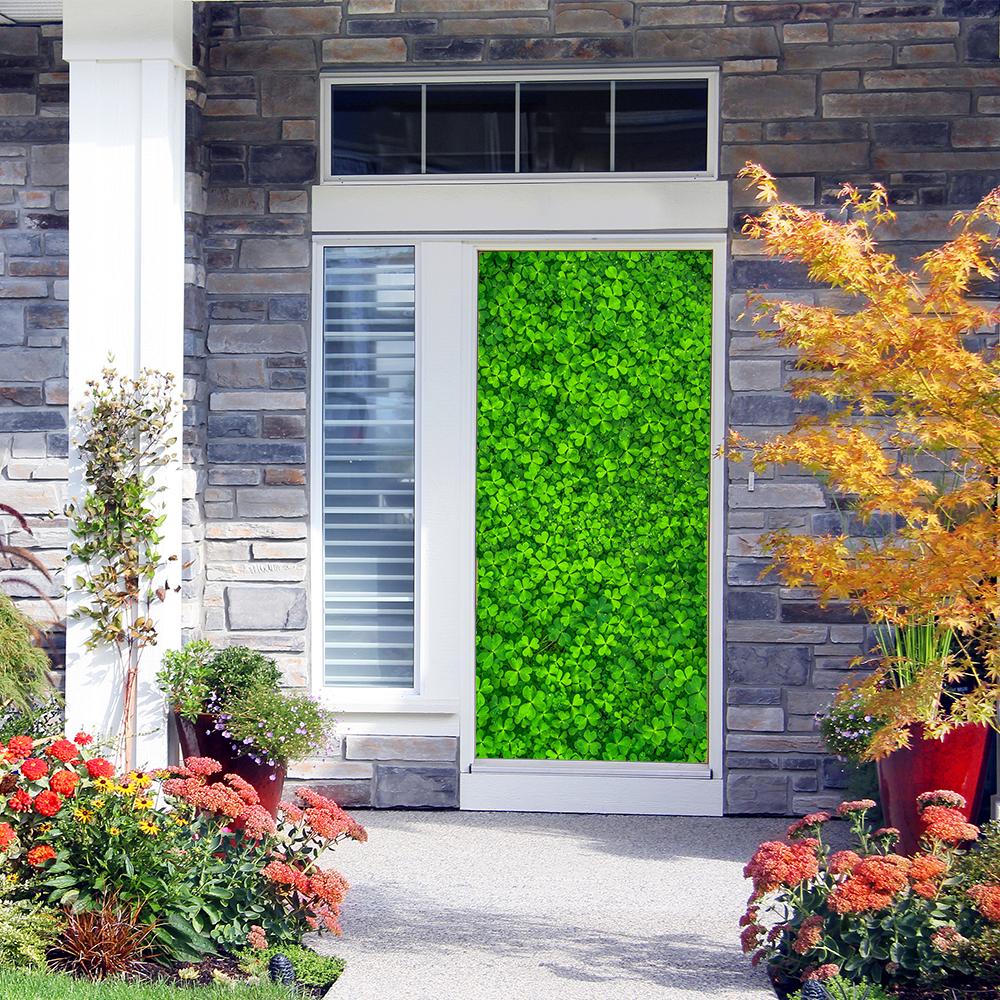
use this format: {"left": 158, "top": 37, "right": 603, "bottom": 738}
{"left": 317, "top": 810, "right": 780, "bottom": 1000}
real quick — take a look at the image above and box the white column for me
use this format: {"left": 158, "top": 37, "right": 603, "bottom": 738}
{"left": 64, "top": 0, "right": 191, "bottom": 768}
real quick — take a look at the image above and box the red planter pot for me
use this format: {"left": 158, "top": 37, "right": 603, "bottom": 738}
{"left": 174, "top": 711, "right": 287, "bottom": 818}
{"left": 876, "top": 722, "right": 991, "bottom": 855}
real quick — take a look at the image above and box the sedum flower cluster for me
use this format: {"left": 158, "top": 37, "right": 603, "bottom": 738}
{"left": 741, "top": 793, "right": 1000, "bottom": 987}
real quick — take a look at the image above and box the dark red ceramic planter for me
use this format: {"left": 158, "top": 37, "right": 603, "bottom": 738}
{"left": 876, "top": 722, "right": 991, "bottom": 855}
{"left": 174, "top": 711, "right": 287, "bottom": 818}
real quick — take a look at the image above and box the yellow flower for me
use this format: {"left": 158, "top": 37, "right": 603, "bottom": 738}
{"left": 173, "top": 815, "right": 186, "bottom": 827}
{"left": 109, "top": 826, "right": 121, "bottom": 837}
{"left": 5, "top": 872, "right": 18, "bottom": 886}
{"left": 133, "top": 797, "right": 154, "bottom": 812}
{"left": 73, "top": 808, "right": 94, "bottom": 825}
{"left": 93, "top": 777, "right": 113, "bottom": 793}
{"left": 137, "top": 819, "right": 158, "bottom": 837}
{"left": 178, "top": 967, "right": 198, "bottom": 982}
{"left": 92, "top": 797, "right": 105, "bottom": 810}
{"left": 133, "top": 773, "right": 152, "bottom": 789}
{"left": 36, "top": 823, "right": 52, "bottom": 834}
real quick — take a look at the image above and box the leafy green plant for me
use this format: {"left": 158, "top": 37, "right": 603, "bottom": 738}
{"left": 476, "top": 250, "right": 712, "bottom": 763}
{"left": 0, "top": 881, "right": 63, "bottom": 971}
{"left": 156, "top": 639, "right": 213, "bottom": 721}
{"left": 159, "top": 643, "right": 332, "bottom": 767}
{"left": 0, "top": 969, "right": 295, "bottom": 998}
{"left": 66, "top": 364, "right": 179, "bottom": 769}
{"left": 819, "top": 688, "right": 882, "bottom": 764}
{"left": 0, "top": 592, "right": 50, "bottom": 715}
{"left": 238, "top": 944, "right": 345, "bottom": 988}
{"left": 790, "top": 977, "right": 891, "bottom": 1000}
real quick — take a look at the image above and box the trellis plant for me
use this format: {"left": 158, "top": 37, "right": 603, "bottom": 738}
{"left": 66, "top": 364, "right": 178, "bottom": 769}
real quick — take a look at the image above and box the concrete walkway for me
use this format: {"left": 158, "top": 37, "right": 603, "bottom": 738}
{"left": 319, "top": 811, "right": 779, "bottom": 999}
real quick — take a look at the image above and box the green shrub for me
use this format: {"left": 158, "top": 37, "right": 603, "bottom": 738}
{"left": 0, "top": 591, "right": 50, "bottom": 715}
{"left": 476, "top": 250, "right": 713, "bottom": 763}
{"left": 0, "top": 882, "right": 63, "bottom": 971}
{"left": 238, "top": 944, "right": 345, "bottom": 988}
{"left": 790, "top": 978, "right": 891, "bottom": 1000}
{"left": 955, "top": 821, "right": 1000, "bottom": 886}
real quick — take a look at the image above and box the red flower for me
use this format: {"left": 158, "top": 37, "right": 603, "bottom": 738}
{"left": 829, "top": 855, "right": 910, "bottom": 914}
{"left": 970, "top": 884, "right": 1000, "bottom": 922}
{"left": 26, "top": 844, "right": 55, "bottom": 867}
{"left": 828, "top": 850, "right": 862, "bottom": 876}
{"left": 223, "top": 773, "right": 260, "bottom": 807}
{"left": 802, "top": 964, "right": 840, "bottom": 982}
{"left": 49, "top": 770, "right": 79, "bottom": 796}
{"left": 744, "top": 840, "right": 819, "bottom": 899}
{"left": 33, "top": 790, "right": 61, "bottom": 817}
{"left": 5, "top": 736, "right": 33, "bottom": 760}
{"left": 836, "top": 799, "right": 876, "bottom": 818}
{"left": 921, "top": 805, "right": 979, "bottom": 846}
{"left": 183, "top": 757, "right": 221, "bottom": 777}
{"left": 262, "top": 860, "right": 299, "bottom": 886}
{"left": 793, "top": 915, "right": 824, "bottom": 955}
{"left": 0, "top": 822, "right": 15, "bottom": 850}
{"left": 85, "top": 758, "right": 114, "bottom": 779}
{"left": 20, "top": 758, "right": 49, "bottom": 782}
{"left": 46, "top": 739, "right": 79, "bottom": 764}
{"left": 73, "top": 732, "right": 93, "bottom": 747}
{"left": 787, "top": 813, "right": 831, "bottom": 840}
{"left": 7, "top": 789, "right": 31, "bottom": 812}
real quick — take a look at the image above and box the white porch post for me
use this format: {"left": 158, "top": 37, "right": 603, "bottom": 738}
{"left": 63, "top": 0, "right": 191, "bottom": 767}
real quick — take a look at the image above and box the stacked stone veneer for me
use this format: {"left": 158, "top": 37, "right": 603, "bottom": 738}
{"left": 0, "top": 23, "right": 67, "bottom": 675}
{"left": 3, "top": 2, "right": 1000, "bottom": 811}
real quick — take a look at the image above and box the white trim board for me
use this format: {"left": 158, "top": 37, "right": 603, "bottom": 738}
{"left": 312, "top": 179, "right": 728, "bottom": 235}
{"left": 461, "top": 772, "right": 725, "bottom": 817}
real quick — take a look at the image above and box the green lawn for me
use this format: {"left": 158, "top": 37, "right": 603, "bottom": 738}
{"left": 0, "top": 971, "right": 294, "bottom": 1000}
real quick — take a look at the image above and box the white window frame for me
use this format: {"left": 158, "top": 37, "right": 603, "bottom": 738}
{"left": 311, "top": 231, "right": 726, "bottom": 814}
{"left": 319, "top": 66, "right": 719, "bottom": 185}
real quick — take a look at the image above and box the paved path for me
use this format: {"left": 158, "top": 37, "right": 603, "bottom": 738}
{"left": 318, "top": 811, "right": 779, "bottom": 1000}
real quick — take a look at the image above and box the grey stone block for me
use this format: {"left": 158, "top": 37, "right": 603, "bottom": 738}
{"left": 727, "top": 705, "right": 785, "bottom": 732}
{"left": 248, "top": 145, "right": 316, "bottom": 185}
{"left": 726, "top": 773, "right": 789, "bottom": 815}
{"left": 29, "top": 144, "right": 66, "bottom": 186}
{"left": 726, "top": 686, "right": 782, "bottom": 706}
{"left": 226, "top": 585, "right": 307, "bottom": 630}
{"left": 260, "top": 75, "right": 320, "bottom": 118}
{"left": 296, "top": 779, "right": 372, "bottom": 808}
{"left": 235, "top": 486, "right": 307, "bottom": 518}
{"left": 207, "top": 413, "right": 259, "bottom": 438}
{"left": 374, "top": 765, "right": 459, "bottom": 808}
{"left": 727, "top": 590, "right": 777, "bottom": 620}
{"left": 239, "top": 238, "right": 309, "bottom": 270}
{"left": 727, "top": 644, "right": 810, "bottom": 686}
{"left": 730, "top": 393, "right": 795, "bottom": 426}
{"left": 207, "top": 323, "right": 307, "bottom": 355}
{"left": 346, "top": 735, "right": 458, "bottom": 762}
{"left": 208, "top": 441, "right": 306, "bottom": 464}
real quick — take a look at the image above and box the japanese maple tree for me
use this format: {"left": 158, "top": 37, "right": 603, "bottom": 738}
{"left": 730, "top": 163, "right": 1000, "bottom": 758}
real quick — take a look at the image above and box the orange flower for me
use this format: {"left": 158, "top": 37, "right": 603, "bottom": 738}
{"left": 921, "top": 805, "right": 979, "bottom": 846}
{"left": 49, "top": 769, "right": 79, "bottom": 796}
{"left": 0, "top": 822, "right": 15, "bottom": 850}
{"left": 20, "top": 758, "right": 48, "bottom": 781}
{"left": 33, "top": 790, "right": 61, "bottom": 817}
{"left": 744, "top": 840, "right": 819, "bottom": 899}
{"left": 26, "top": 844, "right": 55, "bottom": 866}
{"left": 970, "top": 884, "right": 1000, "bottom": 922}
{"left": 85, "top": 758, "right": 114, "bottom": 779}
{"left": 828, "top": 850, "right": 862, "bottom": 876}
{"left": 793, "top": 915, "right": 824, "bottom": 955}
{"left": 46, "top": 739, "right": 79, "bottom": 764}
{"left": 829, "top": 855, "right": 910, "bottom": 914}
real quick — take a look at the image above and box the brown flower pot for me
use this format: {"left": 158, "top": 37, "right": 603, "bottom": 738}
{"left": 173, "top": 711, "right": 287, "bottom": 818}
{"left": 876, "top": 721, "right": 991, "bottom": 855}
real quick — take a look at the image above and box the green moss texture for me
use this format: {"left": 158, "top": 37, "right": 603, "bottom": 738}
{"left": 476, "top": 250, "right": 712, "bottom": 763}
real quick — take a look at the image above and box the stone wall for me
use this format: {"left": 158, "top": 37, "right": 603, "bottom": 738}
{"left": 192, "top": 0, "right": 1000, "bottom": 813}
{"left": 0, "top": 23, "right": 67, "bottom": 671}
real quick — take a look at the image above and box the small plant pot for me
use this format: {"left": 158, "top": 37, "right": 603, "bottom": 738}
{"left": 876, "top": 721, "right": 991, "bottom": 855}
{"left": 174, "top": 711, "right": 287, "bottom": 818}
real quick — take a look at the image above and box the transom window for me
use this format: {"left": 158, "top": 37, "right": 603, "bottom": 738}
{"left": 322, "top": 71, "right": 713, "bottom": 180}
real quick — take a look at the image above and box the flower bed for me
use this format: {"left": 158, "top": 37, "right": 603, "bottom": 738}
{"left": 742, "top": 793, "right": 1000, "bottom": 995}
{"left": 0, "top": 730, "right": 363, "bottom": 991}
{"left": 0, "top": 970, "right": 297, "bottom": 999}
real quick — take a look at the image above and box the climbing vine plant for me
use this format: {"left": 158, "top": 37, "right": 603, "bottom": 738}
{"left": 476, "top": 250, "right": 713, "bottom": 764}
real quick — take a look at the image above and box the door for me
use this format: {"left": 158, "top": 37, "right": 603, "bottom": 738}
{"left": 467, "top": 248, "right": 721, "bottom": 811}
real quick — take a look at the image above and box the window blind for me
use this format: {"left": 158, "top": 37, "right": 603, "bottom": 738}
{"left": 322, "top": 246, "right": 416, "bottom": 687}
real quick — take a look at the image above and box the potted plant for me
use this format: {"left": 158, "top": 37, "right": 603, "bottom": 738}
{"left": 157, "top": 641, "right": 334, "bottom": 815}
{"left": 730, "top": 164, "right": 1000, "bottom": 853}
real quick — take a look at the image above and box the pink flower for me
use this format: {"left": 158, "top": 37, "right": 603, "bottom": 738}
{"left": 183, "top": 757, "right": 222, "bottom": 777}
{"left": 836, "top": 799, "right": 876, "bottom": 817}
{"left": 787, "top": 813, "right": 830, "bottom": 839}
{"left": 247, "top": 925, "right": 268, "bottom": 951}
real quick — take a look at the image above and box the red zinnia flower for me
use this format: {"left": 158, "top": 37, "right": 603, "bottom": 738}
{"left": 7, "top": 789, "right": 31, "bottom": 813}
{"left": 73, "top": 732, "right": 93, "bottom": 747}
{"left": 0, "top": 822, "right": 15, "bottom": 850}
{"left": 85, "top": 758, "right": 114, "bottom": 779}
{"left": 49, "top": 770, "right": 79, "bottom": 796}
{"left": 33, "top": 790, "right": 61, "bottom": 817}
{"left": 20, "top": 758, "right": 49, "bottom": 782}
{"left": 26, "top": 844, "right": 55, "bottom": 867}
{"left": 46, "top": 739, "right": 79, "bottom": 764}
{"left": 5, "top": 736, "right": 33, "bottom": 760}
